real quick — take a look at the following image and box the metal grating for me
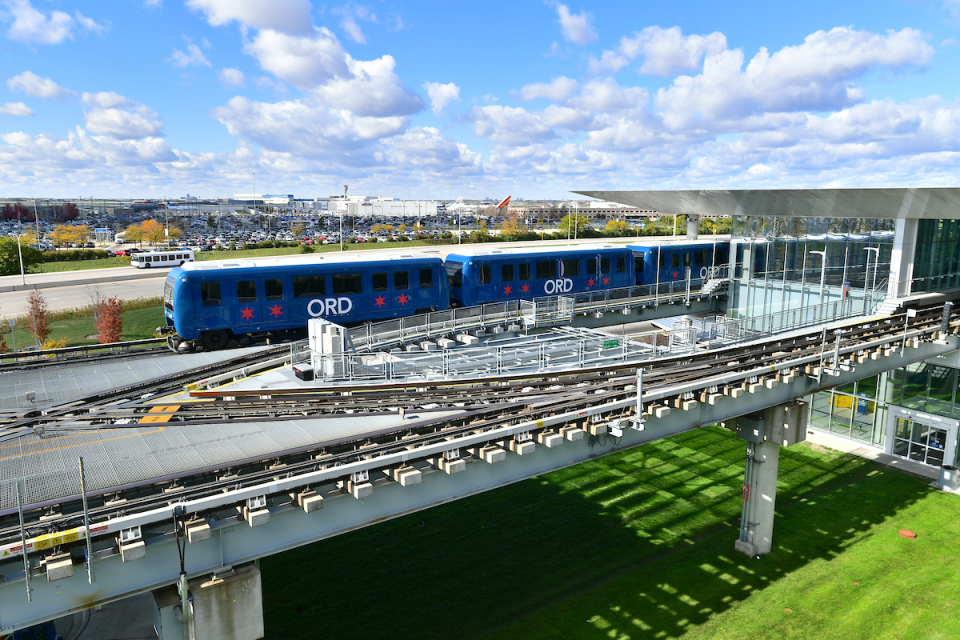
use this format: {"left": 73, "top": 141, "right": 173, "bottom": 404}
{"left": 0, "top": 411, "right": 463, "bottom": 511}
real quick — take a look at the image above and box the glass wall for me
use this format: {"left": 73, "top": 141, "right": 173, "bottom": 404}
{"left": 912, "top": 219, "right": 960, "bottom": 293}
{"left": 884, "top": 361, "right": 960, "bottom": 419}
{"left": 806, "top": 379, "right": 888, "bottom": 447}
{"left": 729, "top": 216, "right": 895, "bottom": 319}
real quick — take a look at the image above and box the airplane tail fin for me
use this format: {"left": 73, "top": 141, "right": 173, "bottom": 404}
{"left": 496, "top": 195, "right": 512, "bottom": 210}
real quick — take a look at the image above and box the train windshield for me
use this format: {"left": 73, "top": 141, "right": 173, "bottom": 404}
{"left": 163, "top": 278, "right": 174, "bottom": 311}
{"left": 446, "top": 261, "right": 463, "bottom": 288}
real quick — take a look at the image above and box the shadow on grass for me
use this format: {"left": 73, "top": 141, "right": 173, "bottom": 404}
{"left": 260, "top": 426, "right": 932, "bottom": 640}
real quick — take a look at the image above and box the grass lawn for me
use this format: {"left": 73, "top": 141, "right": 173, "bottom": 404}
{"left": 2, "top": 306, "right": 164, "bottom": 350}
{"left": 260, "top": 425, "right": 958, "bottom": 640}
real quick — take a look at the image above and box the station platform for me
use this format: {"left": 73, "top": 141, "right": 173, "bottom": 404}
{"left": 0, "top": 346, "right": 274, "bottom": 411}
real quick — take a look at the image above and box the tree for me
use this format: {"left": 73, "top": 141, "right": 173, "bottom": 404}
{"left": 0, "top": 237, "right": 43, "bottom": 276}
{"left": 558, "top": 214, "right": 591, "bottom": 237}
{"left": 499, "top": 211, "right": 528, "bottom": 239}
{"left": 50, "top": 225, "right": 76, "bottom": 247}
{"left": 73, "top": 225, "right": 91, "bottom": 244}
{"left": 58, "top": 202, "right": 80, "bottom": 222}
{"left": 207, "top": 214, "right": 217, "bottom": 228}
{"left": 291, "top": 222, "right": 305, "bottom": 235}
{"left": 95, "top": 296, "right": 124, "bottom": 344}
{"left": 604, "top": 220, "right": 632, "bottom": 237}
{"left": 141, "top": 220, "right": 166, "bottom": 246}
{"left": 25, "top": 288, "right": 50, "bottom": 344}
{"left": 124, "top": 223, "right": 144, "bottom": 246}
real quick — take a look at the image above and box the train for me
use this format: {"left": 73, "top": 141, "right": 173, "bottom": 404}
{"left": 159, "top": 240, "right": 734, "bottom": 351}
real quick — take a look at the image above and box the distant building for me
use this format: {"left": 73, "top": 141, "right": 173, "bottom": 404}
{"left": 233, "top": 194, "right": 294, "bottom": 206}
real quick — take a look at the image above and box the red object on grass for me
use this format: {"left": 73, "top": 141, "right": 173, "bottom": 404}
{"left": 898, "top": 529, "right": 917, "bottom": 539}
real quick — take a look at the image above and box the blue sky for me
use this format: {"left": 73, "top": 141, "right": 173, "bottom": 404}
{"left": 1, "top": 0, "right": 960, "bottom": 199}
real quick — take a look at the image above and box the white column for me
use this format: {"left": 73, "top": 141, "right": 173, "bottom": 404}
{"left": 686, "top": 213, "right": 700, "bottom": 240}
{"left": 888, "top": 217, "right": 918, "bottom": 299}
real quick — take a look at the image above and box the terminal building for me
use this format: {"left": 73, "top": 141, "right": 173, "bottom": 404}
{"left": 579, "top": 188, "right": 960, "bottom": 472}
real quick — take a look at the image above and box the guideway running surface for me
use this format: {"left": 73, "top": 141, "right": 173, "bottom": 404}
{"left": 0, "top": 345, "right": 274, "bottom": 411}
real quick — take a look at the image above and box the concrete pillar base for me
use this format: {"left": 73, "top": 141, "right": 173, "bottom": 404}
{"left": 734, "top": 539, "right": 759, "bottom": 557}
{"left": 189, "top": 563, "right": 264, "bottom": 640}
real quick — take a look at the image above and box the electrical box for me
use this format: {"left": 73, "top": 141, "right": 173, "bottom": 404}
{"left": 736, "top": 412, "right": 765, "bottom": 443}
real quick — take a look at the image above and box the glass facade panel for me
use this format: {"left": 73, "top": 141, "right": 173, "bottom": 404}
{"left": 913, "top": 220, "right": 960, "bottom": 293}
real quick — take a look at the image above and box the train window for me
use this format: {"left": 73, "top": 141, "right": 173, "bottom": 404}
{"left": 372, "top": 272, "right": 388, "bottom": 292}
{"left": 237, "top": 280, "right": 257, "bottom": 303}
{"left": 518, "top": 263, "right": 531, "bottom": 280}
{"left": 671, "top": 254, "right": 681, "bottom": 269}
{"left": 394, "top": 271, "right": 409, "bottom": 290}
{"left": 420, "top": 269, "right": 433, "bottom": 289}
{"left": 294, "top": 275, "right": 325, "bottom": 298}
{"left": 634, "top": 256, "right": 644, "bottom": 273}
{"left": 445, "top": 262, "right": 463, "bottom": 288}
{"left": 561, "top": 259, "right": 580, "bottom": 277}
{"left": 333, "top": 273, "right": 363, "bottom": 295}
{"left": 617, "top": 256, "right": 626, "bottom": 273}
{"left": 695, "top": 251, "right": 705, "bottom": 267}
{"left": 587, "top": 259, "right": 597, "bottom": 275}
{"left": 536, "top": 261, "right": 557, "bottom": 279}
{"left": 479, "top": 264, "right": 493, "bottom": 285}
{"left": 265, "top": 279, "right": 284, "bottom": 301}
{"left": 601, "top": 258, "right": 611, "bottom": 274}
{"left": 200, "top": 282, "right": 221, "bottom": 306}
{"left": 502, "top": 264, "right": 514, "bottom": 282}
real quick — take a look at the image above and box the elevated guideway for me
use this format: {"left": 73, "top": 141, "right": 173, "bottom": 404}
{"left": 0, "top": 299, "right": 956, "bottom": 634}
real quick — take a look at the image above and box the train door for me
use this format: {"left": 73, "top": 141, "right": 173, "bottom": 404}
{"left": 330, "top": 271, "right": 366, "bottom": 319}
{"left": 260, "top": 277, "right": 288, "bottom": 325}
{"left": 235, "top": 278, "right": 263, "bottom": 327}
{"left": 499, "top": 263, "right": 516, "bottom": 299}
{"left": 371, "top": 270, "right": 394, "bottom": 315}
{"left": 474, "top": 261, "right": 498, "bottom": 303}
{"left": 413, "top": 265, "right": 439, "bottom": 311}
{"left": 517, "top": 262, "right": 533, "bottom": 297}
{"left": 634, "top": 252, "right": 646, "bottom": 284}
{"left": 560, "top": 257, "right": 582, "bottom": 291}
{"left": 535, "top": 258, "right": 559, "bottom": 296}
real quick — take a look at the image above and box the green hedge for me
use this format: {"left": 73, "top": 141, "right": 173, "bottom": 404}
{"left": 42, "top": 249, "right": 112, "bottom": 262}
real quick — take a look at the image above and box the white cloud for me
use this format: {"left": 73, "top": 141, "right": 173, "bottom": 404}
{"left": 3, "top": 0, "right": 73, "bottom": 44}
{"left": 169, "top": 43, "right": 211, "bottom": 68}
{"left": 468, "top": 106, "right": 558, "bottom": 144}
{"left": 255, "top": 76, "right": 287, "bottom": 92}
{"left": 384, "top": 126, "right": 482, "bottom": 172}
{"left": 0, "top": 102, "right": 32, "bottom": 116}
{"left": 80, "top": 92, "right": 164, "bottom": 139}
{"left": 422, "top": 81, "right": 460, "bottom": 115}
{"left": 244, "top": 28, "right": 349, "bottom": 90}
{"left": 554, "top": 3, "right": 596, "bottom": 45}
{"left": 143, "top": 0, "right": 162, "bottom": 7}
{"left": 568, "top": 78, "right": 648, "bottom": 112}
{"left": 518, "top": 76, "right": 578, "bottom": 101}
{"left": 7, "top": 71, "right": 75, "bottom": 100}
{"left": 312, "top": 55, "right": 424, "bottom": 117}
{"left": 74, "top": 11, "right": 109, "bottom": 36}
{"left": 219, "top": 68, "right": 247, "bottom": 89}
{"left": 590, "top": 26, "right": 727, "bottom": 76}
{"left": 334, "top": 3, "right": 377, "bottom": 44}
{"left": 186, "top": 0, "right": 314, "bottom": 35}
{"left": 656, "top": 27, "right": 934, "bottom": 127}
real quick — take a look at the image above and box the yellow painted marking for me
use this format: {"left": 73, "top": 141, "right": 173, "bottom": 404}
{"left": 138, "top": 415, "right": 173, "bottom": 423}
{"left": 148, "top": 405, "right": 180, "bottom": 413}
{"left": 0, "top": 428, "right": 165, "bottom": 461}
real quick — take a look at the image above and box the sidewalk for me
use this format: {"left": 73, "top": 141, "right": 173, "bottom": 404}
{"left": 805, "top": 429, "right": 940, "bottom": 480}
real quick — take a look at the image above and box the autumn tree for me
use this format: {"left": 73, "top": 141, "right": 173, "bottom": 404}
{"left": 72, "top": 225, "right": 91, "bottom": 244}
{"left": 124, "top": 223, "right": 144, "bottom": 246}
{"left": 95, "top": 296, "right": 124, "bottom": 344}
{"left": 558, "top": 214, "right": 591, "bottom": 237}
{"left": 141, "top": 220, "right": 166, "bottom": 246}
{"left": 50, "top": 225, "right": 75, "bottom": 247}
{"left": 499, "top": 211, "right": 528, "bottom": 239}
{"left": 58, "top": 202, "right": 80, "bottom": 222}
{"left": 604, "top": 219, "right": 632, "bottom": 237}
{"left": 25, "top": 288, "right": 51, "bottom": 344}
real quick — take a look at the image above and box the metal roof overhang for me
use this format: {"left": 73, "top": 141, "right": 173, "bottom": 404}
{"left": 573, "top": 188, "right": 960, "bottom": 220}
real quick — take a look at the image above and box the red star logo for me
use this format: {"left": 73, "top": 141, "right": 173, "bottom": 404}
{"left": 397, "top": 293, "right": 409, "bottom": 306}
{"left": 521, "top": 284, "right": 530, "bottom": 293}
{"left": 374, "top": 295, "right": 386, "bottom": 308}
{"left": 269, "top": 304, "right": 283, "bottom": 318}
{"left": 672, "top": 271, "right": 679, "bottom": 278}
{"left": 240, "top": 307, "right": 254, "bottom": 321}
{"left": 603, "top": 277, "right": 610, "bottom": 285}
{"left": 504, "top": 285, "right": 512, "bottom": 295}
{"left": 588, "top": 278, "right": 595, "bottom": 286}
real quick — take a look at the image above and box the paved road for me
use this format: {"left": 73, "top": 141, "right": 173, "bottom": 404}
{"left": 0, "top": 236, "right": 730, "bottom": 314}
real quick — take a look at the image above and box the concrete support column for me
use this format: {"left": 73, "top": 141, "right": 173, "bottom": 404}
{"left": 154, "top": 563, "right": 264, "bottom": 640}
{"left": 735, "top": 440, "right": 780, "bottom": 556}
{"left": 732, "top": 402, "right": 808, "bottom": 557}
{"left": 686, "top": 213, "right": 700, "bottom": 240}
{"left": 888, "top": 216, "right": 918, "bottom": 299}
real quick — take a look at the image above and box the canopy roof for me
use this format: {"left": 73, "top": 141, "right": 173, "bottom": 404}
{"left": 573, "top": 188, "right": 960, "bottom": 220}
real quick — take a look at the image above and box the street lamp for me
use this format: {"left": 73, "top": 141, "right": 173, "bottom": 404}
{"left": 863, "top": 247, "right": 880, "bottom": 314}
{"left": 810, "top": 250, "right": 827, "bottom": 311}
{"left": 15, "top": 233, "right": 26, "bottom": 285}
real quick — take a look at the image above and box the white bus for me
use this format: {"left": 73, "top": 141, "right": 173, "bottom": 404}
{"left": 131, "top": 250, "right": 195, "bottom": 269}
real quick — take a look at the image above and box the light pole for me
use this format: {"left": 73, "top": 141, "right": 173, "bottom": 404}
{"left": 15, "top": 233, "right": 26, "bottom": 285}
{"left": 810, "top": 250, "right": 827, "bottom": 313}
{"left": 863, "top": 247, "right": 880, "bottom": 314}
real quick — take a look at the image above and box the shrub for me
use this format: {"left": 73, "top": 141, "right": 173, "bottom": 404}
{"left": 25, "top": 289, "right": 50, "bottom": 343}
{"left": 95, "top": 296, "right": 124, "bottom": 344}
{"left": 298, "top": 244, "right": 314, "bottom": 254}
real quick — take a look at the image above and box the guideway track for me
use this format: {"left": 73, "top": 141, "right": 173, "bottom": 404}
{"left": 0, "top": 303, "right": 954, "bottom": 547}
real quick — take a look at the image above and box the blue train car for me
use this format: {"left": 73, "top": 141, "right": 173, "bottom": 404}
{"left": 630, "top": 241, "right": 729, "bottom": 285}
{"left": 444, "top": 245, "right": 635, "bottom": 307}
{"left": 163, "top": 252, "right": 448, "bottom": 350}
